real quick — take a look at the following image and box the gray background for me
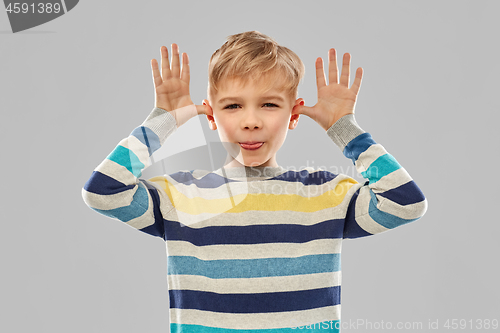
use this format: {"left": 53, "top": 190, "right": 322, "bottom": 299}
{"left": 1, "top": 0, "right": 499, "bottom": 332}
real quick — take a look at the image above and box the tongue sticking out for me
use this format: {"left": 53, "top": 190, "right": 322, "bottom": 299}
{"left": 240, "top": 143, "right": 263, "bottom": 149}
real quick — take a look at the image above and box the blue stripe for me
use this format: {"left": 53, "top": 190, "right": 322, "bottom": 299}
{"left": 167, "top": 253, "right": 340, "bottom": 278}
{"left": 343, "top": 132, "right": 376, "bottom": 163}
{"left": 168, "top": 169, "right": 340, "bottom": 189}
{"left": 367, "top": 190, "right": 418, "bottom": 228}
{"left": 378, "top": 180, "right": 425, "bottom": 205}
{"left": 165, "top": 219, "right": 344, "bottom": 246}
{"left": 90, "top": 184, "right": 149, "bottom": 222}
{"left": 130, "top": 126, "right": 161, "bottom": 156}
{"left": 169, "top": 286, "right": 340, "bottom": 313}
{"left": 171, "top": 321, "right": 340, "bottom": 332}
{"left": 106, "top": 145, "right": 144, "bottom": 178}
{"left": 361, "top": 153, "right": 401, "bottom": 183}
{"left": 83, "top": 171, "right": 135, "bottom": 195}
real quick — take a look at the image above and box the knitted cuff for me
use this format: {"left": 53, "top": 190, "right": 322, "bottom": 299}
{"left": 326, "top": 114, "right": 366, "bottom": 152}
{"left": 141, "top": 107, "right": 178, "bottom": 144}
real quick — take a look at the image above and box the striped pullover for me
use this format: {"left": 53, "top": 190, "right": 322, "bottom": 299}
{"left": 82, "top": 106, "right": 427, "bottom": 333}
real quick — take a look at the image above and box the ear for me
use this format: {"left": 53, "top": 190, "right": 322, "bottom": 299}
{"left": 289, "top": 98, "right": 304, "bottom": 130}
{"left": 203, "top": 99, "right": 216, "bottom": 130}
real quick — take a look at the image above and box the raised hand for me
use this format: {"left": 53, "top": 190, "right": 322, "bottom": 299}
{"left": 292, "top": 49, "right": 363, "bottom": 131}
{"left": 151, "top": 44, "right": 206, "bottom": 127}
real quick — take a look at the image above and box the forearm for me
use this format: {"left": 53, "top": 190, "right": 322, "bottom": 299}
{"left": 327, "top": 114, "right": 428, "bottom": 238}
{"left": 81, "top": 107, "right": 177, "bottom": 234}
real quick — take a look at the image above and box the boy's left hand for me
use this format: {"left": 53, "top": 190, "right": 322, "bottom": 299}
{"left": 293, "top": 49, "right": 363, "bottom": 131}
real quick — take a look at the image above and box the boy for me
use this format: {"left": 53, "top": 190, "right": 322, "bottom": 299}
{"left": 82, "top": 31, "right": 427, "bottom": 332}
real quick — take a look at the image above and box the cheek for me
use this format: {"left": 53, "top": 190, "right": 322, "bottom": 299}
{"left": 275, "top": 113, "right": 292, "bottom": 131}
{"left": 216, "top": 117, "right": 235, "bottom": 139}
{"left": 270, "top": 114, "right": 292, "bottom": 141}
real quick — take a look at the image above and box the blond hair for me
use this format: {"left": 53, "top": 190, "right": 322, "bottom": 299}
{"left": 208, "top": 31, "right": 305, "bottom": 100}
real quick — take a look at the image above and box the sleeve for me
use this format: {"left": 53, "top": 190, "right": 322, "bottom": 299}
{"left": 326, "top": 114, "right": 428, "bottom": 239}
{"left": 81, "top": 107, "right": 180, "bottom": 239}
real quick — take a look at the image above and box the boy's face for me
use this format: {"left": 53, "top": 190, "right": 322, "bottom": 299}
{"left": 205, "top": 75, "right": 303, "bottom": 168}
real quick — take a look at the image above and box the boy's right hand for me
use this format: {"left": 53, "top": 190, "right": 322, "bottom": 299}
{"left": 151, "top": 44, "right": 208, "bottom": 127}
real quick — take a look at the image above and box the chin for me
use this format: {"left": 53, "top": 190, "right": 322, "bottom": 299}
{"left": 232, "top": 156, "right": 266, "bottom": 168}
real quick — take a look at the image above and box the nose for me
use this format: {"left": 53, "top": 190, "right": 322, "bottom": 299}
{"left": 241, "top": 108, "right": 262, "bottom": 129}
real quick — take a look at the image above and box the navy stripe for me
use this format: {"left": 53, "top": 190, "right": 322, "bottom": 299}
{"left": 343, "top": 132, "right": 376, "bottom": 164}
{"left": 130, "top": 126, "right": 161, "bottom": 155}
{"left": 378, "top": 180, "right": 426, "bottom": 205}
{"left": 169, "top": 171, "right": 240, "bottom": 188}
{"left": 169, "top": 286, "right": 340, "bottom": 313}
{"left": 274, "top": 170, "right": 339, "bottom": 185}
{"left": 343, "top": 187, "right": 372, "bottom": 239}
{"left": 168, "top": 170, "right": 340, "bottom": 189}
{"left": 164, "top": 219, "right": 344, "bottom": 246}
{"left": 141, "top": 126, "right": 151, "bottom": 149}
{"left": 137, "top": 180, "right": 165, "bottom": 239}
{"left": 83, "top": 171, "right": 134, "bottom": 195}
{"left": 90, "top": 184, "right": 149, "bottom": 222}
{"left": 141, "top": 126, "right": 153, "bottom": 156}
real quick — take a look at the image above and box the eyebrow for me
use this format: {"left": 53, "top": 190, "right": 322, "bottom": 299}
{"left": 217, "top": 95, "right": 285, "bottom": 104}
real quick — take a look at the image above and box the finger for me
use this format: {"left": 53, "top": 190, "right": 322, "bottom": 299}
{"left": 151, "top": 59, "right": 163, "bottom": 88}
{"left": 339, "top": 53, "right": 351, "bottom": 87}
{"left": 292, "top": 104, "right": 314, "bottom": 117}
{"left": 180, "top": 52, "right": 190, "bottom": 85}
{"left": 171, "top": 43, "right": 181, "bottom": 78}
{"left": 195, "top": 104, "right": 208, "bottom": 115}
{"left": 351, "top": 67, "right": 363, "bottom": 96}
{"left": 328, "top": 48, "right": 338, "bottom": 85}
{"left": 315, "top": 57, "right": 327, "bottom": 89}
{"left": 161, "top": 45, "right": 171, "bottom": 80}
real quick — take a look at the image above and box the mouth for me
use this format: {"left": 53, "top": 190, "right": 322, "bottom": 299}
{"left": 239, "top": 142, "right": 264, "bottom": 150}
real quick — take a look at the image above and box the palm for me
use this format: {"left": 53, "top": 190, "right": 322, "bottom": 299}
{"left": 295, "top": 49, "right": 363, "bottom": 131}
{"left": 151, "top": 44, "right": 194, "bottom": 112}
{"left": 317, "top": 83, "right": 357, "bottom": 119}
{"left": 156, "top": 75, "right": 193, "bottom": 111}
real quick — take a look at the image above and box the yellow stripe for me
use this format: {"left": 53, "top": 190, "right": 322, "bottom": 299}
{"left": 148, "top": 176, "right": 357, "bottom": 215}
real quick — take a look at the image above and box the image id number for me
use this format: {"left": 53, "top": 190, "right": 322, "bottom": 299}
{"left": 6, "top": 2, "right": 62, "bottom": 14}
{"left": 444, "top": 319, "right": 498, "bottom": 330}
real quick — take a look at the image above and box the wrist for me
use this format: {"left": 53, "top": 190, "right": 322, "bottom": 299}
{"left": 155, "top": 104, "right": 198, "bottom": 128}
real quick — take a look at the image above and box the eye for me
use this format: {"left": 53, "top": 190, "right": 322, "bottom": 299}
{"left": 263, "top": 103, "right": 279, "bottom": 108}
{"left": 223, "top": 104, "right": 241, "bottom": 109}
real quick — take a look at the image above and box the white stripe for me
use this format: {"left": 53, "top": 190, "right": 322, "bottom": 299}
{"left": 169, "top": 305, "right": 340, "bottom": 329}
{"left": 370, "top": 168, "right": 413, "bottom": 194}
{"left": 118, "top": 135, "right": 152, "bottom": 169}
{"left": 81, "top": 187, "right": 136, "bottom": 210}
{"left": 379, "top": 197, "right": 428, "bottom": 220}
{"left": 166, "top": 203, "right": 351, "bottom": 229}
{"left": 355, "top": 143, "right": 387, "bottom": 173}
{"left": 95, "top": 158, "right": 137, "bottom": 186}
{"left": 167, "top": 238, "right": 342, "bottom": 259}
{"left": 168, "top": 271, "right": 341, "bottom": 294}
